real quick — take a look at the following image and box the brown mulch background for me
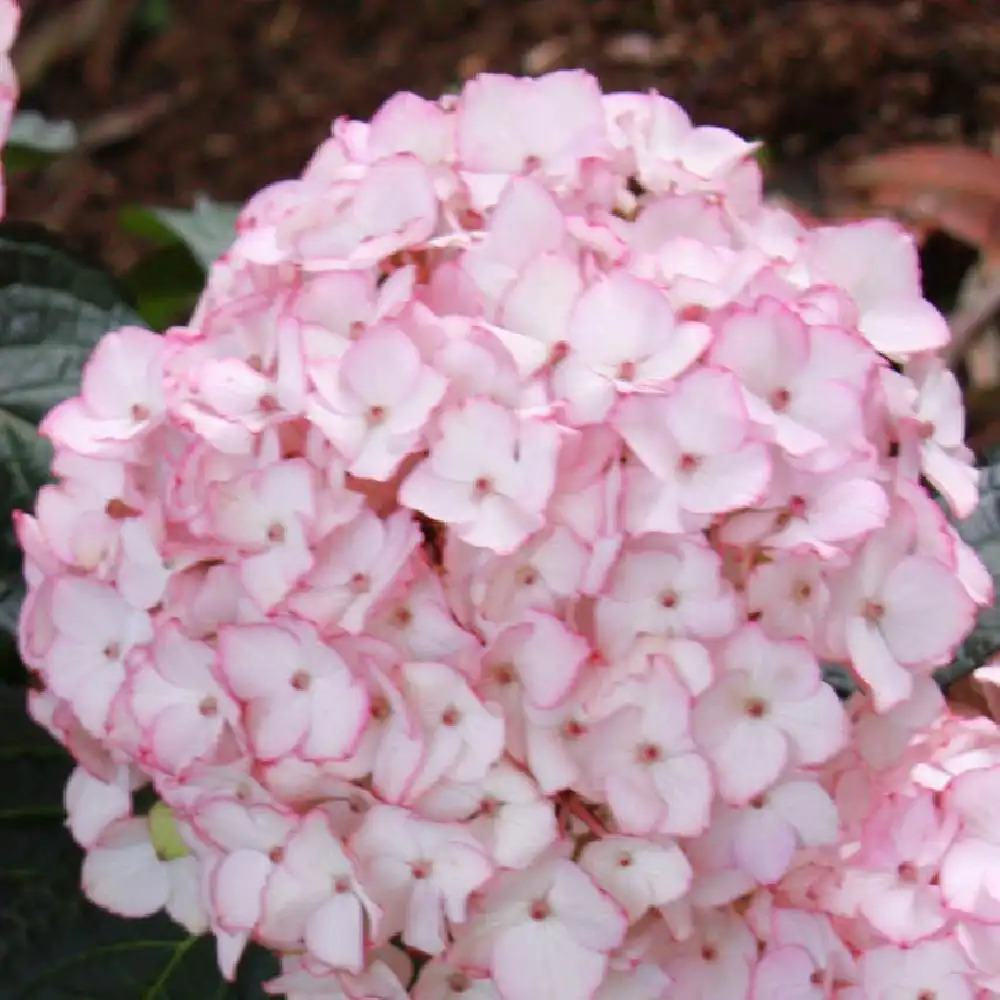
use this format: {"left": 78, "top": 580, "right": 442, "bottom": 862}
{"left": 6, "top": 0, "right": 1000, "bottom": 276}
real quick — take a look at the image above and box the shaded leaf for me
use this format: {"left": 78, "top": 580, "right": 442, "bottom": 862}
{"left": 120, "top": 195, "right": 240, "bottom": 271}
{"left": 122, "top": 243, "right": 204, "bottom": 330}
{"left": 133, "top": 0, "right": 173, "bottom": 34}
{"left": 0, "top": 223, "right": 143, "bottom": 640}
{"left": 0, "top": 688, "right": 278, "bottom": 999}
{"left": 7, "top": 112, "right": 79, "bottom": 155}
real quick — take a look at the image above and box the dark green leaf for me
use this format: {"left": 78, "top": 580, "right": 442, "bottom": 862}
{"left": 133, "top": 0, "right": 173, "bottom": 34}
{"left": 821, "top": 662, "right": 857, "bottom": 699}
{"left": 0, "top": 223, "right": 143, "bottom": 641}
{"left": 0, "top": 688, "right": 278, "bottom": 999}
{"left": 122, "top": 244, "right": 204, "bottom": 330}
{"left": 119, "top": 197, "right": 240, "bottom": 271}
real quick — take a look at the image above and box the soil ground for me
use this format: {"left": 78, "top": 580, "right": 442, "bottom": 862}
{"left": 6, "top": 0, "right": 1000, "bottom": 274}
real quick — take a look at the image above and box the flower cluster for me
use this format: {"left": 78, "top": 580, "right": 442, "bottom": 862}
{"left": 17, "top": 70, "right": 1000, "bottom": 999}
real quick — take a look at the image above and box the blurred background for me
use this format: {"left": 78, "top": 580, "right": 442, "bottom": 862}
{"left": 7, "top": 0, "right": 1000, "bottom": 440}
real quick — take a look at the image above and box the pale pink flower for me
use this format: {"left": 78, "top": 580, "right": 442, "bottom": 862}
{"left": 129, "top": 624, "right": 241, "bottom": 775}
{"left": 579, "top": 834, "right": 692, "bottom": 920}
{"left": 41, "top": 327, "right": 165, "bottom": 457}
{"left": 309, "top": 325, "right": 447, "bottom": 480}
{"left": 208, "top": 459, "right": 317, "bottom": 611}
{"left": 596, "top": 535, "right": 738, "bottom": 658}
{"left": 461, "top": 857, "right": 627, "bottom": 1000}
{"left": 400, "top": 397, "right": 562, "bottom": 553}
{"left": 587, "top": 665, "right": 713, "bottom": 837}
{"left": 287, "top": 508, "right": 420, "bottom": 634}
{"left": 351, "top": 805, "right": 494, "bottom": 955}
{"left": 834, "top": 792, "right": 955, "bottom": 944}
{"left": 752, "top": 909, "right": 857, "bottom": 1000}
{"left": 553, "top": 271, "right": 710, "bottom": 424}
{"left": 400, "top": 660, "right": 505, "bottom": 800}
{"left": 859, "top": 939, "right": 973, "bottom": 1000}
{"left": 82, "top": 816, "right": 206, "bottom": 931}
{"left": 616, "top": 367, "right": 770, "bottom": 533}
{"left": 832, "top": 523, "right": 977, "bottom": 712}
{"left": 44, "top": 576, "right": 153, "bottom": 735}
{"left": 940, "top": 765, "right": 1000, "bottom": 920}
{"left": 725, "top": 776, "right": 839, "bottom": 884}
{"left": 709, "top": 297, "right": 871, "bottom": 456}
{"left": 899, "top": 357, "right": 978, "bottom": 518}
{"left": 692, "top": 625, "right": 847, "bottom": 803}
{"left": 414, "top": 760, "right": 558, "bottom": 870}
{"left": 457, "top": 70, "right": 609, "bottom": 182}
{"left": 259, "top": 810, "right": 380, "bottom": 971}
{"left": 217, "top": 621, "right": 368, "bottom": 762}
{"left": 803, "top": 220, "right": 951, "bottom": 357}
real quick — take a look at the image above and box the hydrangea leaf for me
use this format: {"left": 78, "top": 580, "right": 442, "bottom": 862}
{"left": 0, "top": 688, "right": 278, "bottom": 998}
{"left": 0, "top": 223, "right": 144, "bottom": 644}
{"left": 3, "top": 112, "right": 78, "bottom": 171}
{"left": 121, "top": 242, "right": 204, "bottom": 330}
{"left": 119, "top": 195, "right": 240, "bottom": 271}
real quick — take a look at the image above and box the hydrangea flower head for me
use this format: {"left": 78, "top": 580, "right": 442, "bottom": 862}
{"left": 16, "top": 68, "right": 1000, "bottom": 998}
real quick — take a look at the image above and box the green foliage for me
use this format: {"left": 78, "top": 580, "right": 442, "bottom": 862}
{"left": 0, "top": 689, "right": 278, "bottom": 999}
{"left": 121, "top": 243, "right": 205, "bottom": 330}
{"left": 2, "top": 112, "right": 79, "bottom": 172}
{"left": 133, "top": 0, "right": 174, "bottom": 34}
{"left": 119, "top": 196, "right": 241, "bottom": 271}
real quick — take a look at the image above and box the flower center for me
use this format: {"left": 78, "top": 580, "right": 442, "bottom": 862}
{"left": 678, "top": 453, "right": 700, "bottom": 474}
{"left": 290, "top": 670, "right": 312, "bottom": 691}
{"left": 411, "top": 860, "right": 432, "bottom": 880}
{"left": 548, "top": 340, "right": 570, "bottom": 366}
{"left": 441, "top": 706, "right": 461, "bottom": 727}
{"left": 862, "top": 599, "right": 885, "bottom": 623}
{"left": 770, "top": 387, "right": 791, "bottom": 411}
{"left": 472, "top": 476, "right": 494, "bottom": 498}
{"left": 105, "top": 497, "right": 141, "bottom": 520}
{"left": 678, "top": 303, "right": 708, "bottom": 323}
{"left": 448, "top": 970, "right": 472, "bottom": 993}
{"left": 266, "top": 522, "right": 286, "bottom": 544}
{"left": 744, "top": 697, "right": 768, "bottom": 719}
{"left": 616, "top": 360, "right": 637, "bottom": 382}
{"left": 529, "top": 897, "right": 550, "bottom": 920}
{"left": 390, "top": 605, "right": 412, "bottom": 628}
{"left": 130, "top": 403, "right": 150, "bottom": 422}
{"left": 637, "top": 742, "right": 662, "bottom": 764}
{"left": 492, "top": 663, "right": 516, "bottom": 687}
{"left": 198, "top": 696, "right": 218, "bottom": 717}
